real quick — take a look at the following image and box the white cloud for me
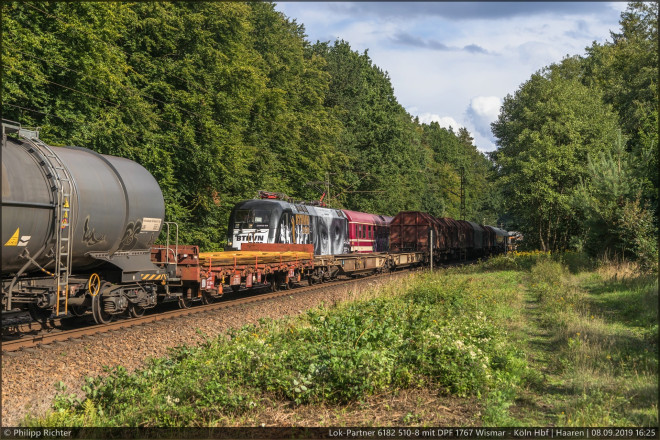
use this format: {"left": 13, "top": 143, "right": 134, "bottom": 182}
{"left": 416, "top": 113, "right": 464, "bottom": 131}
{"left": 466, "top": 96, "right": 502, "bottom": 139}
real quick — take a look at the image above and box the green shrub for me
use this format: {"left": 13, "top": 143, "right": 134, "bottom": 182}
{"left": 480, "top": 251, "right": 552, "bottom": 271}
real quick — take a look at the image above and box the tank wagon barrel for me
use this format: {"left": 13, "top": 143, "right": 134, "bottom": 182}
{"left": 2, "top": 121, "right": 166, "bottom": 322}
{"left": 2, "top": 138, "right": 165, "bottom": 274}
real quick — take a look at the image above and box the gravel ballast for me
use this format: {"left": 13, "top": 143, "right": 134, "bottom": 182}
{"left": 2, "top": 273, "right": 413, "bottom": 426}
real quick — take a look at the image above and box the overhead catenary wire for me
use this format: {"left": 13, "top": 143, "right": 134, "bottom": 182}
{"left": 5, "top": 26, "right": 216, "bottom": 136}
{"left": 6, "top": 51, "right": 214, "bottom": 138}
{"left": 7, "top": 73, "right": 209, "bottom": 138}
{"left": 4, "top": 102, "right": 203, "bottom": 157}
{"left": 4, "top": 103, "right": 82, "bottom": 126}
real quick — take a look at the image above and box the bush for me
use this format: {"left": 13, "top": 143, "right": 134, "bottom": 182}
{"left": 480, "top": 251, "right": 551, "bottom": 271}
{"left": 557, "top": 251, "right": 594, "bottom": 273}
{"left": 616, "top": 199, "right": 658, "bottom": 273}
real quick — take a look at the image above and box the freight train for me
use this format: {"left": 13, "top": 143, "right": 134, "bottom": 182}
{"left": 1, "top": 122, "right": 513, "bottom": 325}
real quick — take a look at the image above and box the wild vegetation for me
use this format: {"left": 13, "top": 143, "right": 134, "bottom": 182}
{"left": 26, "top": 252, "right": 657, "bottom": 427}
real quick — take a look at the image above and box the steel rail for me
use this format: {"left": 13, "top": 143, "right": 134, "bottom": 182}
{"left": 2, "top": 269, "right": 415, "bottom": 353}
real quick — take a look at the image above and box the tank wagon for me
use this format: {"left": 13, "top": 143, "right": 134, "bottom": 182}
{"left": 2, "top": 122, "right": 172, "bottom": 323}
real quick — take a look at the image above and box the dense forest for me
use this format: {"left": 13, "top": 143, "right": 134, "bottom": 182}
{"left": 2, "top": 2, "right": 657, "bottom": 267}
{"left": 3, "top": 1, "right": 494, "bottom": 249}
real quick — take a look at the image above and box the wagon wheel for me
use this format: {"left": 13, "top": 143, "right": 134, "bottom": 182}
{"left": 92, "top": 283, "right": 113, "bottom": 324}
{"left": 231, "top": 285, "right": 241, "bottom": 294}
{"left": 69, "top": 304, "right": 87, "bottom": 317}
{"left": 129, "top": 304, "right": 145, "bottom": 318}
{"left": 178, "top": 294, "right": 191, "bottom": 309}
{"left": 270, "top": 277, "right": 279, "bottom": 292}
{"left": 201, "top": 291, "right": 214, "bottom": 305}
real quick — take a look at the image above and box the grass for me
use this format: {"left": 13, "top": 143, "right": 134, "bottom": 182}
{"left": 506, "top": 255, "right": 658, "bottom": 427}
{"left": 26, "top": 252, "right": 658, "bottom": 427}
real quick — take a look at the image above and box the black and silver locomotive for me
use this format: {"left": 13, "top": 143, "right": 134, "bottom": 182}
{"left": 227, "top": 196, "right": 350, "bottom": 255}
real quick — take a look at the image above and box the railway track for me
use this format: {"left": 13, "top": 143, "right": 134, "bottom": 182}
{"left": 2, "top": 269, "right": 416, "bottom": 353}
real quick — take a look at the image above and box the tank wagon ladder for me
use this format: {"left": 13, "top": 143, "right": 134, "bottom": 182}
{"left": 23, "top": 136, "right": 74, "bottom": 316}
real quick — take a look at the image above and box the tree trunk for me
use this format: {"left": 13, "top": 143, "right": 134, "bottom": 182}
{"left": 539, "top": 220, "right": 546, "bottom": 251}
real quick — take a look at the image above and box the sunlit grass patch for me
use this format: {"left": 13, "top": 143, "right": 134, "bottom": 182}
{"left": 28, "top": 270, "right": 529, "bottom": 427}
{"left": 529, "top": 259, "right": 658, "bottom": 427}
{"left": 478, "top": 250, "right": 552, "bottom": 271}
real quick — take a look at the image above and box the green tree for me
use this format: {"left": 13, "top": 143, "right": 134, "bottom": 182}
{"left": 583, "top": 1, "right": 658, "bottom": 213}
{"left": 244, "top": 2, "right": 345, "bottom": 203}
{"left": 572, "top": 132, "right": 657, "bottom": 268}
{"left": 491, "top": 67, "right": 619, "bottom": 251}
{"left": 311, "top": 40, "right": 426, "bottom": 215}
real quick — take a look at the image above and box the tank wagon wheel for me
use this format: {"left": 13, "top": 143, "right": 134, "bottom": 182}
{"left": 69, "top": 305, "right": 87, "bottom": 317}
{"left": 92, "top": 283, "right": 114, "bottom": 325}
{"left": 74, "top": 273, "right": 101, "bottom": 319}
{"left": 129, "top": 304, "right": 145, "bottom": 318}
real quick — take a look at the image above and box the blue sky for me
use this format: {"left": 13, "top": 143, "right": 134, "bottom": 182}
{"left": 274, "top": 2, "right": 627, "bottom": 152}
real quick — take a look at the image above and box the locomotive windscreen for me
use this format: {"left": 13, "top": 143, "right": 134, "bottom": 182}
{"left": 233, "top": 209, "right": 271, "bottom": 229}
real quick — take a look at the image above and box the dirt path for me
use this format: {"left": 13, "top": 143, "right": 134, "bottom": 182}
{"left": 508, "top": 288, "right": 563, "bottom": 425}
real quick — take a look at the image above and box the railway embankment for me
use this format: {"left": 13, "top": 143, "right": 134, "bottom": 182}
{"left": 2, "top": 273, "right": 409, "bottom": 427}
